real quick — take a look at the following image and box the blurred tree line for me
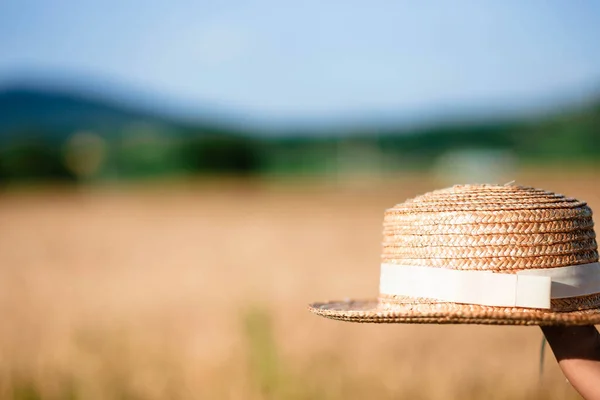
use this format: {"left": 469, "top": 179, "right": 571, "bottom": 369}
{"left": 0, "top": 87, "right": 599, "bottom": 183}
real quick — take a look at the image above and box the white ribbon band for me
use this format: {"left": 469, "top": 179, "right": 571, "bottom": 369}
{"left": 380, "top": 262, "right": 600, "bottom": 309}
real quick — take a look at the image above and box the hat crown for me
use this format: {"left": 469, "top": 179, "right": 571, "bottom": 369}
{"left": 382, "top": 184, "right": 598, "bottom": 271}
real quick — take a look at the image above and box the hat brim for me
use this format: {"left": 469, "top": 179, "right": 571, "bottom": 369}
{"left": 309, "top": 299, "right": 600, "bottom": 325}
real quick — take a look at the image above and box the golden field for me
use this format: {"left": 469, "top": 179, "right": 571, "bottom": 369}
{"left": 0, "top": 171, "right": 598, "bottom": 400}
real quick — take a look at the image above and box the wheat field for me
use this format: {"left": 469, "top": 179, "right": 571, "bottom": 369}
{"left": 0, "top": 171, "right": 598, "bottom": 399}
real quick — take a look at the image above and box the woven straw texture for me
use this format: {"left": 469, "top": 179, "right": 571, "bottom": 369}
{"left": 309, "top": 184, "right": 600, "bottom": 325}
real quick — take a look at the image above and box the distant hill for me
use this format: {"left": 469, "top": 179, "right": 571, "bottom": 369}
{"left": 0, "top": 84, "right": 264, "bottom": 181}
{"left": 0, "top": 85, "right": 247, "bottom": 142}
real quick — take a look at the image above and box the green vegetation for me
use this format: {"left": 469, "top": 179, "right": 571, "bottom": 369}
{"left": 1, "top": 87, "right": 599, "bottom": 183}
{"left": 243, "top": 308, "right": 285, "bottom": 397}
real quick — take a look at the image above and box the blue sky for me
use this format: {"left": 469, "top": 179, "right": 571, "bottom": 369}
{"left": 1, "top": 1, "right": 600, "bottom": 125}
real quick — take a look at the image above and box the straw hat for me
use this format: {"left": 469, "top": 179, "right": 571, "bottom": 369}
{"left": 309, "top": 184, "right": 600, "bottom": 325}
